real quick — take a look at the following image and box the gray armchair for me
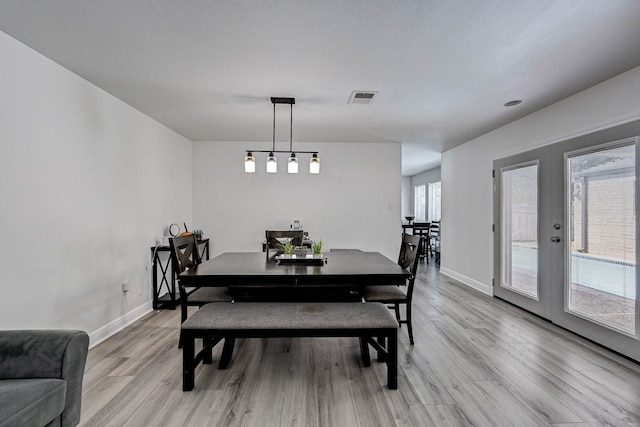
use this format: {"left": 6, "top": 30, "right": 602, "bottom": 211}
{"left": 0, "top": 330, "right": 89, "bottom": 427}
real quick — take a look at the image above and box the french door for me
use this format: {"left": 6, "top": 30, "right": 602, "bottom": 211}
{"left": 494, "top": 120, "right": 640, "bottom": 361}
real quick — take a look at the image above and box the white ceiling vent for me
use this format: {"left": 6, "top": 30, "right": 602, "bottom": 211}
{"left": 348, "top": 91, "right": 378, "bottom": 104}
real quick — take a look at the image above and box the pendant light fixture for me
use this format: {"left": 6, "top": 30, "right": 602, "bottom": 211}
{"left": 244, "top": 151, "right": 255, "bottom": 173}
{"left": 266, "top": 100, "right": 278, "bottom": 173}
{"left": 309, "top": 153, "right": 320, "bottom": 174}
{"left": 266, "top": 152, "right": 277, "bottom": 173}
{"left": 286, "top": 102, "right": 298, "bottom": 174}
{"left": 244, "top": 97, "right": 320, "bottom": 174}
{"left": 287, "top": 152, "right": 298, "bottom": 173}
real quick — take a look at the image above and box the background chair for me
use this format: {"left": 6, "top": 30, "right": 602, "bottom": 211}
{"left": 429, "top": 220, "right": 440, "bottom": 262}
{"left": 363, "top": 233, "right": 422, "bottom": 344}
{"left": 265, "top": 230, "right": 303, "bottom": 260}
{"left": 411, "top": 222, "right": 430, "bottom": 262}
{"left": 169, "top": 235, "right": 232, "bottom": 346}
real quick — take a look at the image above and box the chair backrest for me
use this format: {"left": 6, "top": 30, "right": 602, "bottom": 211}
{"left": 429, "top": 221, "right": 440, "bottom": 238}
{"left": 265, "top": 230, "right": 304, "bottom": 260}
{"left": 397, "top": 233, "right": 422, "bottom": 299}
{"left": 169, "top": 235, "right": 202, "bottom": 274}
{"left": 411, "top": 222, "right": 430, "bottom": 238}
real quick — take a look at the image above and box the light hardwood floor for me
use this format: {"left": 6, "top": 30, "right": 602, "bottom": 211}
{"left": 79, "top": 261, "right": 640, "bottom": 426}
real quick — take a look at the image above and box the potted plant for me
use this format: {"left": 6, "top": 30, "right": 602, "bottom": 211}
{"left": 282, "top": 239, "right": 294, "bottom": 257}
{"left": 312, "top": 240, "right": 323, "bottom": 257}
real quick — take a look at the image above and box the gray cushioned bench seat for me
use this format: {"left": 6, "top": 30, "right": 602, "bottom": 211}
{"left": 181, "top": 302, "right": 399, "bottom": 390}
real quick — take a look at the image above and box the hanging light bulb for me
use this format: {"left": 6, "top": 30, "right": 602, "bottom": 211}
{"left": 266, "top": 152, "right": 277, "bottom": 173}
{"left": 309, "top": 153, "right": 320, "bottom": 174}
{"left": 244, "top": 151, "right": 255, "bottom": 173}
{"left": 288, "top": 152, "right": 298, "bottom": 173}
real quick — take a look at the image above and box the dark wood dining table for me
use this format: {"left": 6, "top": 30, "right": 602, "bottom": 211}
{"left": 178, "top": 251, "right": 409, "bottom": 301}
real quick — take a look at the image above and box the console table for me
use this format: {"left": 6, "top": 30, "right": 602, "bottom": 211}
{"left": 151, "top": 238, "right": 210, "bottom": 309}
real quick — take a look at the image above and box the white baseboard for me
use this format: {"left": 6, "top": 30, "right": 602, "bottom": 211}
{"left": 88, "top": 301, "right": 153, "bottom": 349}
{"left": 439, "top": 267, "right": 493, "bottom": 296}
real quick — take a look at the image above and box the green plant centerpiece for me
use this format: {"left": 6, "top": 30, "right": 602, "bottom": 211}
{"left": 283, "top": 238, "right": 295, "bottom": 255}
{"left": 312, "top": 239, "right": 323, "bottom": 255}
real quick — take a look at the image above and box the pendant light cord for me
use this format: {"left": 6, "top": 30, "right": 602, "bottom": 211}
{"left": 272, "top": 102, "right": 276, "bottom": 152}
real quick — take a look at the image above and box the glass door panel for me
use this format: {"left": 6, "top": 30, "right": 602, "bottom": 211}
{"left": 501, "top": 163, "right": 539, "bottom": 299}
{"left": 494, "top": 147, "right": 552, "bottom": 319}
{"left": 565, "top": 143, "right": 636, "bottom": 334}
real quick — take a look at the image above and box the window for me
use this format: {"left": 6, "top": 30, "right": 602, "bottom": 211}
{"left": 428, "top": 181, "right": 441, "bottom": 222}
{"left": 414, "top": 184, "right": 426, "bottom": 222}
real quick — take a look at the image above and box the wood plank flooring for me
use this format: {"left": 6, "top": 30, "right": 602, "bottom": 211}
{"left": 79, "top": 261, "right": 640, "bottom": 426}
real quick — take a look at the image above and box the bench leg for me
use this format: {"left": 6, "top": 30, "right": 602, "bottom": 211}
{"left": 219, "top": 337, "right": 235, "bottom": 369}
{"left": 359, "top": 336, "right": 371, "bottom": 367}
{"left": 387, "top": 329, "right": 398, "bottom": 389}
{"left": 183, "top": 335, "right": 195, "bottom": 391}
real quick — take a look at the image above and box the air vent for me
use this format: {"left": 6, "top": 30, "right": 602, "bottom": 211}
{"left": 348, "top": 91, "right": 378, "bottom": 104}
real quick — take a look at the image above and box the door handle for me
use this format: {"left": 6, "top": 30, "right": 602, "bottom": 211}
{"left": 551, "top": 236, "right": 561, "bottom": 243}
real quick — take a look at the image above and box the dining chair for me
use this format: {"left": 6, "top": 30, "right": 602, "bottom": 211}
{"left": 411, "top": 222, "right": 430, "bottom": 262}
{"left": 363, "top": 233, "right": 422, "bottom": 345}
{"left": 169, "top": 235, "right": 233, "bottom": 347}
{"left": 429, "top": 221, "right": 440, "bottom": 259}
{"left": 265, "top": 230, "right": 304, "bottom": 261}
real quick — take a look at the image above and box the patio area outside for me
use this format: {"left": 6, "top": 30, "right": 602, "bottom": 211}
{"left": 510, "top": 245, "right": 636, "bottom": 333}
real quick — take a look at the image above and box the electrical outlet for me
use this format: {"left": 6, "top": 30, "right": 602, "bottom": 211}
{"left": 122, "top": 281, "right": 130, "bottom": 294}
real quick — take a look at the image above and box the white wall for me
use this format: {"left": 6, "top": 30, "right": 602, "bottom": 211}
{"left": 192, "top": 141, "right": 402, "bottom": 261}
{"left": 441, "top": 66, "right": 640, "bottom": 295}
{"left": 0, "top": 31, "right": 192, "bottom": 345}
{"left": 401, "top": 176, "right": 411, "bottom": 219}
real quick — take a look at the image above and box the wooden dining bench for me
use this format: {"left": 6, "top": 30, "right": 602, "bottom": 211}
{"left": 181, "top": 302, "right": 399, "bottom": 390}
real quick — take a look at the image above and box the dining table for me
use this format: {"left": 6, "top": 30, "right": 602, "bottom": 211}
{"left": 178, "top": 251, "right": 410, "bottom": 301}
{"left": 178, "top": 250, "right": 408, "bottom": 384}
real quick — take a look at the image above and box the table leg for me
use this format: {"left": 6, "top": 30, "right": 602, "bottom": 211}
{"left": 203, "top": 337, "right": 213, "bottom": 364}
{"left": 359, "top": 336, "right": 371, "bottom": 367}
{"left": 219, "top": 337, "right": 235, "bottom": 369}
{"left": 376, "top": 336, "right": 386, "bottom": 362}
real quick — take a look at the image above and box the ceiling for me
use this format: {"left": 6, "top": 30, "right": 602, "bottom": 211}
{"left": 2, "top": 1, "right": 640, "bottom": 176}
